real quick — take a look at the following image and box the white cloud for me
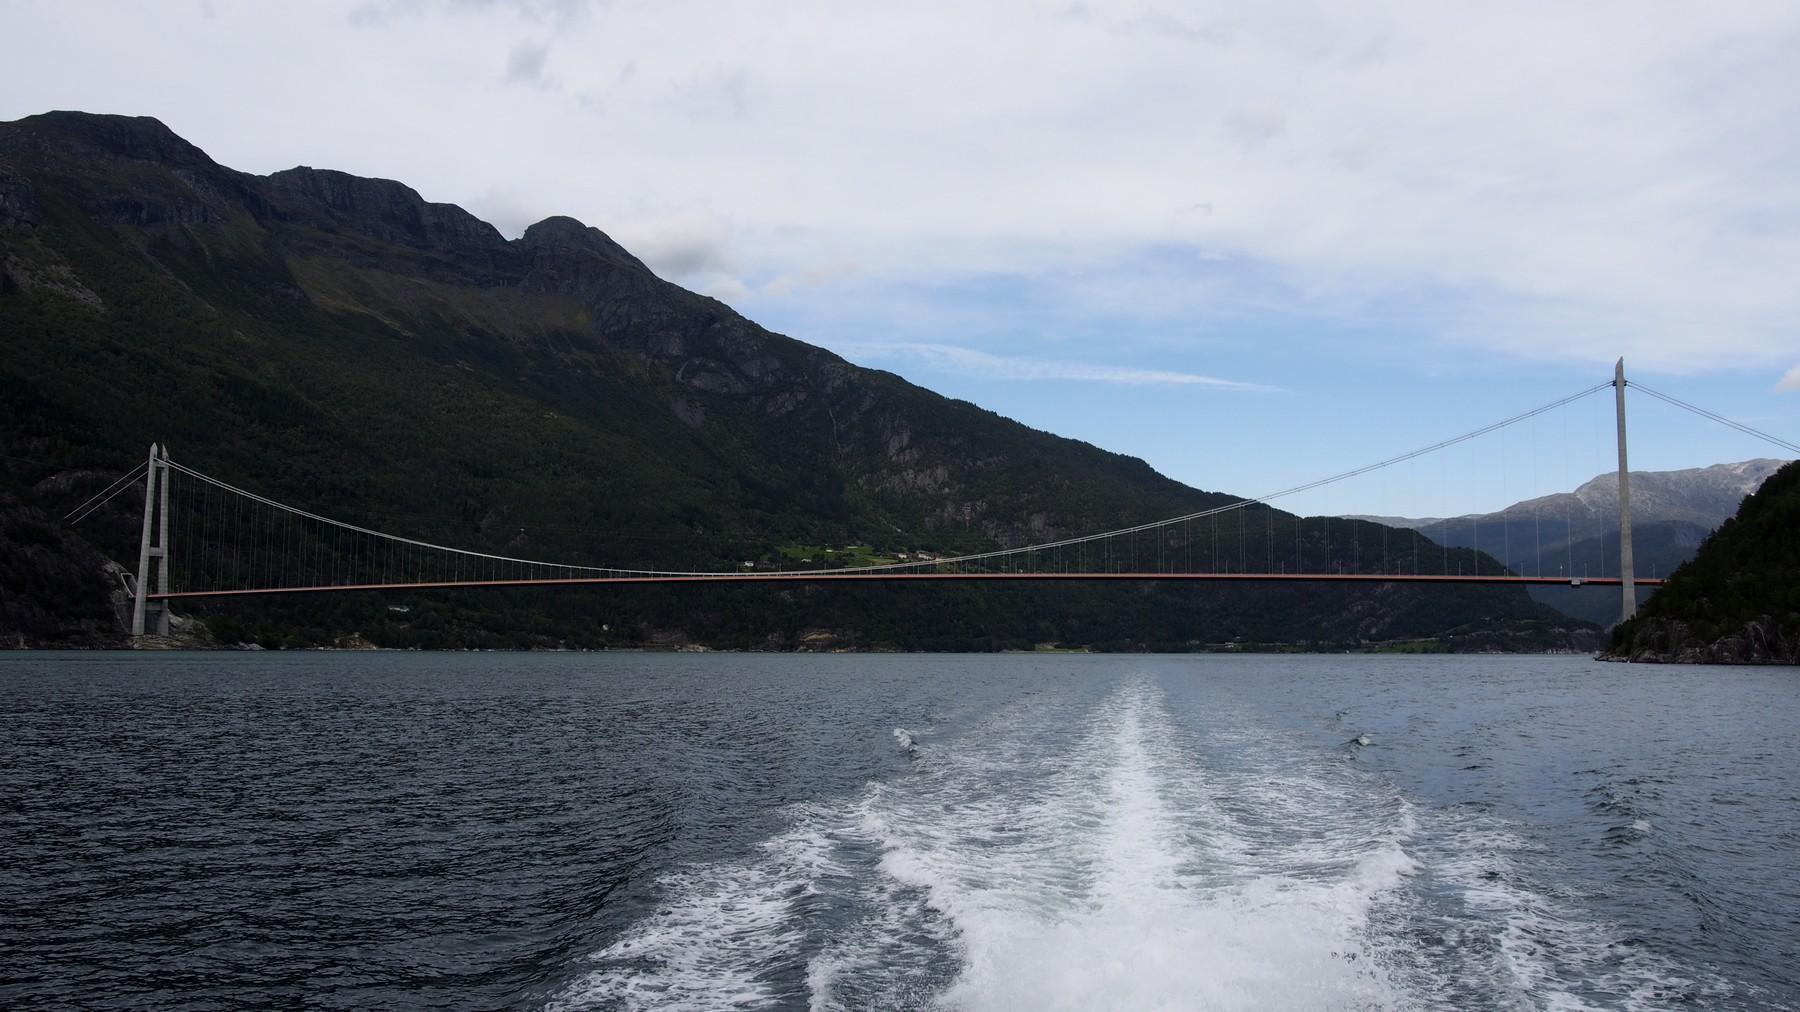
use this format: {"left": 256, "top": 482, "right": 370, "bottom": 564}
{"left": 762, "top": 259, "right": 858, "bottom": 297}
{"left": 610, "top": 208, "right": 736, "bottom": 278}
{"left": 503, "top": 39, "right": 553, "bottom": 89}
{"left": 839, "top": 342, "right": 1280, "bottom": 390}
{"left": 1778, "top": 364, "right": 1800, "bottom": 392}
{"left": 4, "top": 1, "right": 1800, "bottom": 373}
{"left": 704, "top": 276, "right": 750, "bottom": 301}
{"left": 463, "top": 185, "right": 545, "bottom": 239}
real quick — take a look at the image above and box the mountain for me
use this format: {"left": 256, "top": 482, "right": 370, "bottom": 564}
{"left": 1349, "top": 459, "right": 1788, "bottom": 627}
{"left": 0, "top": 111, "right": 1591, "bottom": 651}
{"left": 1355, "top": 459, "right": 1784, "bottom": 538}
{"left": 1603, "top": 460, "right": 1800, "bottom": 664}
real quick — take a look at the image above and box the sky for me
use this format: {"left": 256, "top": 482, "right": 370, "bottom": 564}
{"left": 3, "top": 0, "right": 1797, "bottom": 517}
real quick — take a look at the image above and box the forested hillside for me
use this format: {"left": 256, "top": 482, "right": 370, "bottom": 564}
{"left": 1605, "top": 460, "right": 1800, "bottom": 664}
{"left": 0, "top": 111, "right": 1592, "bottom": 650}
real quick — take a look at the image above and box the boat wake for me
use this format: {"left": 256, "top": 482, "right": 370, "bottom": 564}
{"left": 548, "top": 674, "right": 1705, "bottom": 1011}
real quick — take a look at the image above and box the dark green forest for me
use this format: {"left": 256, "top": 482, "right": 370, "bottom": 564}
{"left": 1607, "top": 460, "right": 1800, "bottom": 663}
{"left": 0, "top": 111, "right": 1597, "bottom": 651}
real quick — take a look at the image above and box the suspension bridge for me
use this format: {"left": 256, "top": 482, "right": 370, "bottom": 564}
{"left": 62, "top": 361, "right": 1796, "bottom": 639}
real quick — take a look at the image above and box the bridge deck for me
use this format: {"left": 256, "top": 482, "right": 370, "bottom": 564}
{"left": 150, "top": 571, "right": 1660, "bottom": 600}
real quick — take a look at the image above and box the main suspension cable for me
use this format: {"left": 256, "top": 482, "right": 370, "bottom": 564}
{"left": 1630, "top": 383, "right": 1800, "bottom": 456}
{"left": 156, "top": 380, "right": 1618, "bottom": 582}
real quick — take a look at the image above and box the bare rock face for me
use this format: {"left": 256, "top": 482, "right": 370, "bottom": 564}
{"left": 517, "top": 215, "right": 650, "bottom": 276}
{"left": 1, "top": 250, "right": 103, "bottom": 309}
{"left": 0, "top": 112, "right": 214, "bottom": 167}
{"left": 2, "top": 162, "right": 96, "bottom": 305}
{"left": 1559, "top": 459, "right": 1787, "bottom": 528}
{"left": 266, "top": 168, "right": 506, "bottom": 250}
{"left": 0, "top": 171, "right": 40, "bottom": 230}
{"left": 264, "top": 166, "right": 518, "bottom": 286}
{"left": 0, "top": 112, "right": 268, "bottom": 232}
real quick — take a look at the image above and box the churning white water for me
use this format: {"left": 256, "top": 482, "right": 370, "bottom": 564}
{"left": 555, "top": 677, "right": 1438, "bottom": 1010}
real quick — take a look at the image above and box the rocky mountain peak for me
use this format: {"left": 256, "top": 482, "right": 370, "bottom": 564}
{"left": 517, "top": 215, "right": 651, "bottom": 275}
{"left": 1571, "top": 458, "right": 1787, "bottom": 524}
{"left": 263, "top": 166, "right": 506, "bottom": 254}
{"left": 5, "top": 111, "right": 218, "bottom": 169}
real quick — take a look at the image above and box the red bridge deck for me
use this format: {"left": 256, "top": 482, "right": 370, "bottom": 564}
{"left": 151, "top": 571, "right": 1661, "bottom": 600}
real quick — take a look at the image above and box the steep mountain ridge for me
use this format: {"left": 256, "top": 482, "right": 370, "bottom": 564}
{"left": 3, "top": 112, "right": 1165, "bottom": 555}
{"left": 0, "top": 110, "right": 1587, "bottom": 649}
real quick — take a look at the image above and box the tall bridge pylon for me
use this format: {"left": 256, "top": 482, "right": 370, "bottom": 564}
{"left": 1614, "top": 358, "right": 1636, "bottom": 622}
{"left": 130, "top": 443, "right": 173, "bottom": 637}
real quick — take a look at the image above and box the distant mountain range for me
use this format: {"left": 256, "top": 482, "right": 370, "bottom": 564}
{"left": 0, "top": 111, "right": 1587, "bottom": 650}
{"left": 1349, "top": 459, "right": 1789, "bottom": 626}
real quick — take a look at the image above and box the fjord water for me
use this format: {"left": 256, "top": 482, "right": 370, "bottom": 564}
{"left": 2, "top": 653, "right": 1797, "bottom": 1010}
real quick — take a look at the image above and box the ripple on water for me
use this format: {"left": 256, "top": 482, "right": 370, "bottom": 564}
{"left": 4, "top": 652, "right": 1799, "bottom": 1010}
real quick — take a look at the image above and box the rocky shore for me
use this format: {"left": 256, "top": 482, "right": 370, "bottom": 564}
{"left": 1603, "top": 615, "right": 1797, "bottom": 665}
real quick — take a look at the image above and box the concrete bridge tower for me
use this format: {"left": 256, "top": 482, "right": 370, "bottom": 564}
{"left": 1615, "top": 359, "right": 1636, "bottom": 624}
{"left": 130, "top": 444, "right": 172, "bottom": 638}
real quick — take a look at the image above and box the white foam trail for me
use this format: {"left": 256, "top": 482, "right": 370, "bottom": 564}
{"left": 1421, "top": 814, "right": 1725, "bottom": 1012}
{"left": 548, "top": 813, "right": 844, "bottom": 1012}
{"left": 804, "top": 795, "right": 957, "bottom": 1011}
{"left": 556, "top": 676, "right": 1427, "bottom": 1011}
{"left": 868, "top": 680, "right": 1414, "bottom": 1011}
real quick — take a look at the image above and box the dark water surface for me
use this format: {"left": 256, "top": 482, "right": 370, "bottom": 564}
{"left": 2, "top": 652, "right": 1797, "bottom": 1010}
